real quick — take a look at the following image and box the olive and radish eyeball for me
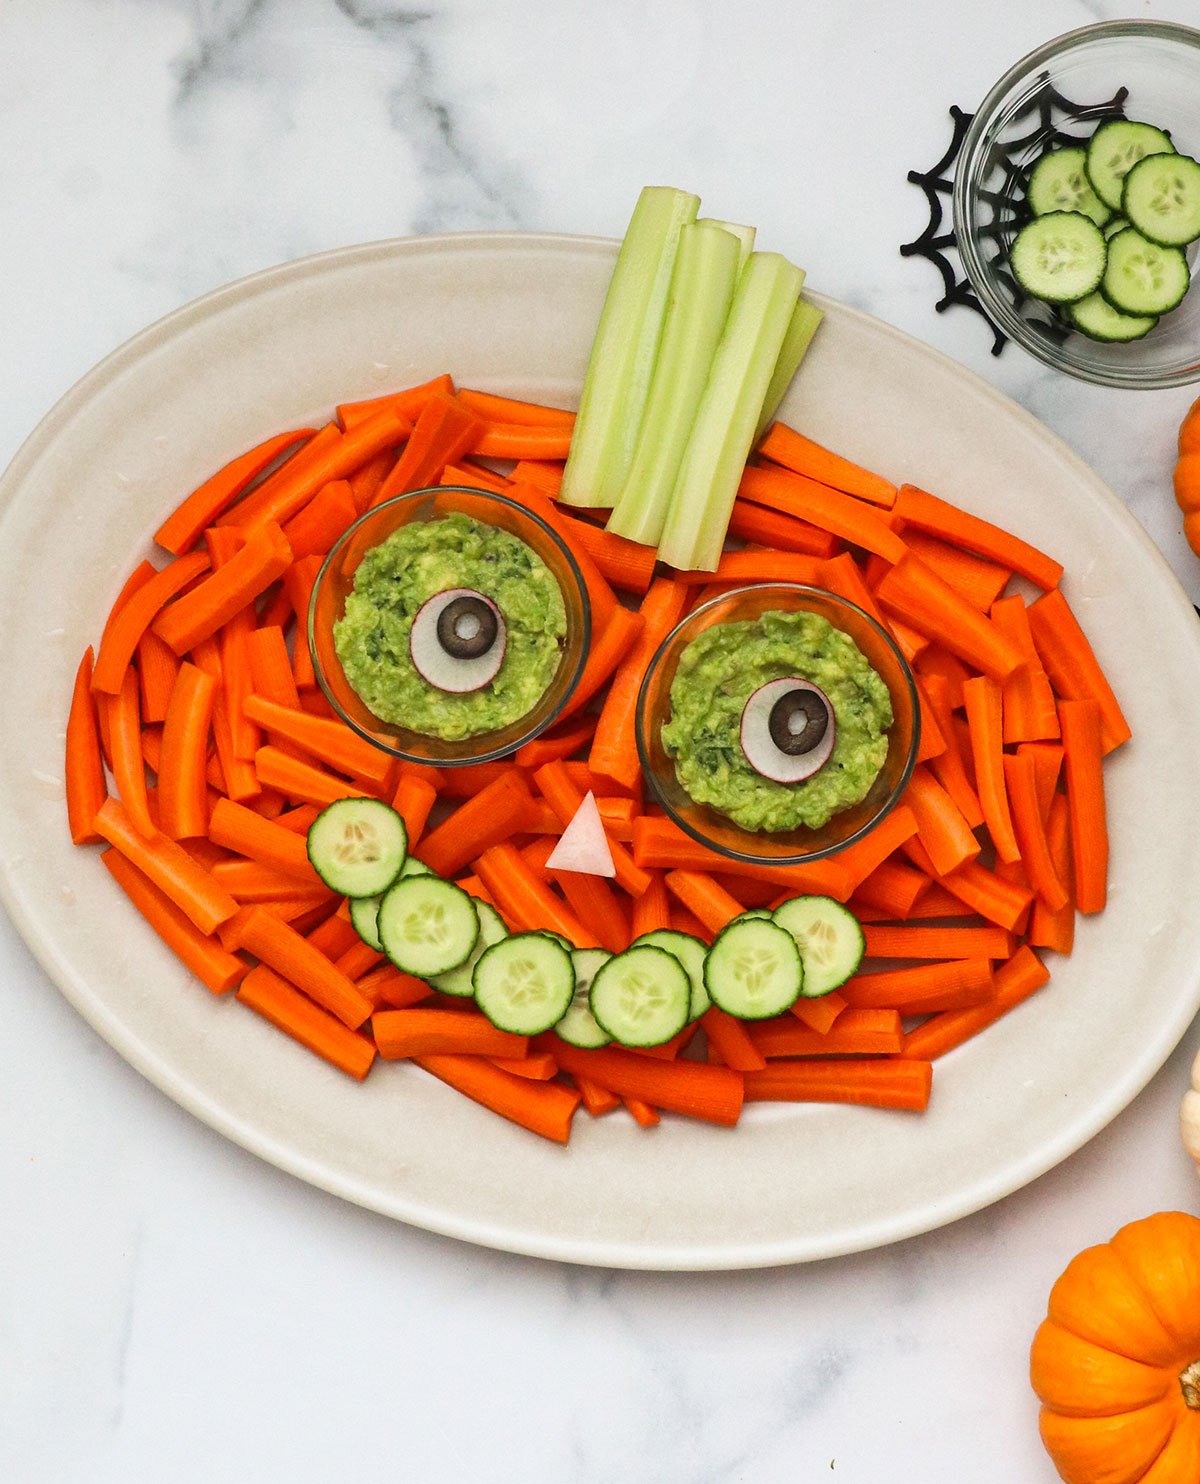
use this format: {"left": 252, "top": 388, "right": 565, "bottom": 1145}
{"left": 409, "top": 587, "right": 506, "bottom": 692}
{"left": 740, "top": 678, "right": 836, "bottom": 783}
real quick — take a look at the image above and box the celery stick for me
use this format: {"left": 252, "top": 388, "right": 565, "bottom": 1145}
{"left": 657, "top": 252, "right": 803, "bottom": 571}
{"left": 606, "top": 223, "right": 741, "bottom": 546}
{"left": 697, "top": 218, "right": 756, "bottom": 274}
{"left": 558, "top": 186, "right": 700, "bottom": 509}
{"left": 755, "top": 296, "right": 824, "bottom": 440}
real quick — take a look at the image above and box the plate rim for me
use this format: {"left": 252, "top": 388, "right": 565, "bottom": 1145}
{"left": 3, "top": 230, "right": 1198, "bottom": 1269}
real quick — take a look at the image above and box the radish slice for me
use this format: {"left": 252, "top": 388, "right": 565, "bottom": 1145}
{"left": 740, "top": 677, "right": 836, "bottom": 784}
{"left": 546, "top": 791, "right": 616, "bottom": 878}
{"left": 409, "top": 588, "right": 506, "bottom": 693}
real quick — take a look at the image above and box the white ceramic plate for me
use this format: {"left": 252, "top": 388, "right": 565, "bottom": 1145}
{"left": 2, "top": 234, "right": 1198, "bottom": 1270}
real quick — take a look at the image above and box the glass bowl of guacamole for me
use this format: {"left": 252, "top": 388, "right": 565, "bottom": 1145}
{"left": 309, "top": 487, "right": 590, "bottom": 766}
{"left": 636, "top": 585, "right": 920, "bottom": 865}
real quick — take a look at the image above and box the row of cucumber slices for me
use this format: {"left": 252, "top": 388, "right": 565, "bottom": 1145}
{"left": 1010, "top": 119, "right": 1200, "bottom": 341}
{"left": 305, "top": 796, "right": 866, "bottom": 1047}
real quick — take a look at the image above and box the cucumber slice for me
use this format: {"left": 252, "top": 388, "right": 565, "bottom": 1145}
{"left": 1103, "top": 217, "right": 1128, "bottom": 239}
{"left": 377, "top": 875, "right": 478, "bottom": 978}
{"left": 1067, "top": 291, "right": 1158, "bottom": 343}
{"left": 349, "top": 893, "right": 384, "bottom": 951}
{"left": 1009, "top": 212, "right": 1107, "bottom": 304}
{"left": 773, "top": 896, "right": 865, "bottom": 998}
{"left": 473, "top": 932, "right": 575, "bottom": 1035}
{"left": 633, "top": 929, "right": 710, "bottom": 1021}
{"left": 704, "top": 917, "right": 803, "bottom": 1020}
{"left": 555, "top": 948, "right": 614, "bottom": 1048}
{"left": 1086, "top": 119, "right": 1175, "bottom": 213}
{"left": 589, "top": 945, "right": 691, "bottom": 1047}
{"left": 540, "top": 931, "right": 574, "bottom": 951}
{"left": 1026, "top": 147, "right": 1110, "bottom": 227}
{"left": 430, "top": 900, "right": 508, "bottom": 998}
{"left": 400, "top": 856, "right": 433, "bottom": 877}
{"left": 306, "top": 798, "right": 407, "bottom": 898}
{"left": 1122, "top": 151, "right": 1200, "bottom": 247}
{"left": 1101, "top": 227, "right": 1190, "bottom": 315}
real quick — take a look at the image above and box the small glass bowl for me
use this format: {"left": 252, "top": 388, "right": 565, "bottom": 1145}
{"left": 635, "top": 585, "right": 919, "bottom": 866}
{"left": 309, "top": 487, "right": 591, "bottom": 766}
{"left": 954, "top": 20, "right": 1200, "bottom": 389}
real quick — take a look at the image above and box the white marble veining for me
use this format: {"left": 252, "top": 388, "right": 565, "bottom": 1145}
{"left": 3, "top": 2, "right": 1199, "bottom": 1480}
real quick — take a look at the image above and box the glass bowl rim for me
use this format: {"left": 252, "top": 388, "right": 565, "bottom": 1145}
{"left": 308, "top": 484, "right": 593, "bottom": 767}
{"left": 952, "top": 18, "right": 1200, "bottom": 390}
{"left": 633, "top": 582, "right": 922, "bottom": 867}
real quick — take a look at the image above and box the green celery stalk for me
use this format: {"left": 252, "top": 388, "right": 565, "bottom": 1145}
{"left": 696, "top": 218, "right": 756, "bottom": 274}
{"left": 606, "top": 222, "right": 741, "bottom": 546}
{"left": 657, "top": 252, "right": 803, "bottom": 571}
{"left": 558, "top": 186, "right": 700, "bottom": 508}
{"left": 755, "top": 296, "right": 824, "bottom": 440}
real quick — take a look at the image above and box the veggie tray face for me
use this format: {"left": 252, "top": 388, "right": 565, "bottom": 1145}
{"left": 4, "top": 233, "right": 1200, "bottom": 1269}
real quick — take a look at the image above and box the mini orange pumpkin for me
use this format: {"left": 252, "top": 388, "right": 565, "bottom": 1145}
{"left": 1174, "top": 394, "right": 1200, "bottom": 556}
{"left": 1031, "top": 1212, "right": 1200, "bottom": 1484}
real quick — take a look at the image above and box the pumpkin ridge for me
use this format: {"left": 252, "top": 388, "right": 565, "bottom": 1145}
{"left": 1108, "top": 1214, "right": 1200, "bottom": 1357}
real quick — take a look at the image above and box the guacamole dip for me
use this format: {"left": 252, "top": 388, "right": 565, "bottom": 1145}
{"left": 661, "top": 610, "right": 892, "bottom": 832}
{"left": 333, "top": 513, "right": 566, "bottom": 740}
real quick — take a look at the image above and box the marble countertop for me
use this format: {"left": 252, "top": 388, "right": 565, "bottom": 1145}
{"left": 3, "top": 2, "right": 1199, "bottom": 1479}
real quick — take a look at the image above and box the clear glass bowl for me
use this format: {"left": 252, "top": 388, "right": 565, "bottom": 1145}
{"left": 309, "top": 487, "right": 591, "bottom": 766}
{"left": 634, "top": 585, "right": 920, "bottom": 866}
{"left": 954, "top": 20, "right": 1200, "bottom": 388}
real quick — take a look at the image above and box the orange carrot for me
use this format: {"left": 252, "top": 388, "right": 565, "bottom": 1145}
{"left": 416, "top": 1054, "right": 581, "bottom": 1143}
{"left": 210, "top": 859, "right": 331, "bottom": 903}
{"left": 510, "top": 459, "right": 565, "bottom": 497}
{"left": 245, "top": 626, "right": 301, "bottom": 709}
{"left": 842, "top": 959, "right": 995, "bottom": 1014}
{"left": 420, "top": 772, "right": 539, "bottom": 878}
{"left": 475, "top": 843, "right": 600, "bottom": 948}
{"left": 154, "top": 524, "right": 292, "bottom": 655}
{"left": 507, "top": 483, "right": 618, "bottom": 630}
{"left": 336, "top": 374, "right": 455, "bottom": 431}
{"left": 372, "top": 393, "right": 483, "bottom": 508}
{"left": 457, "top": 875, "right": 497, "bottom": 909}
{"left": 899, "top": 529, "right": 1011, "bottom": 611}
{"left": 237, "top": 965, "right": 375, "bottom": 1079}
{"left": 622, "top": 1096, "right": 661, "bottom": 1127}
{"left": 749, "top": 1007, "right": 904, "bottom": 1058}
{"left": 937, "top": 859, "right": 1033, "bottom": 932}
{"left": 914, "top": 679, "right": 947, "bottom": 765}
{"left": 189, "top": 636, "right": 258, "bottom": 804}
{"left": 391, "top": 772, "right": 437, "bottom": 845}
{"left": 575, "top": 1075, "right": 622, "bottom": 1116}
{"left": 157, "top": 663, "right": 217, "bottom": 840}
{"left": 221, "top": 608, "right": 260, "bottom": 763}
{"left": 632, "top": 815, "right": 852, "bottom": 899}
{"left": 674, "top": 549, "right": 824, "bottom": 585}
{"left": 743, "top": 1058, "right": 931, "bottom": 1111}
{"left": 373, "top": 1008, "right": 527, "bottom": 1060}
{"left": 490, "top": 1051, "right": 559, "bottom": 1081}
{"left": 902, "top": 946, "right": 1049, "bottom": 1060}
{"left": 550, "top": 1043, "right": 743, "bottom": 1126}
{"left": 726, "top": 500, "right": 839, "bottom": 557}
{"left": 700, "top": 1007, "right": 768, "bottom": 1072}
{"left": 104, "top": 669, "right": 155, "bottom": 839}
{"left": 903, "top": 765, "right": 980, "bottom": 877}
{"left": 349, "top": 449, "right": 395, "bottom": 512}
{"left": 790, "top": 994, "right": 847, "bottom": 1034}
{"left": 1028, "top": 588, "right": 1130, "bottom": 754}
{"left": 894, "top": 485, "right": 1063, "bottom": 589}
{"left": 533, "top": 760, "right": 651, "bottom": 895}
{"left": 833, "top": 805, "right": 919, "bottom": 892}
{"left": 95, "top": 798, "right": 239, "bottom": 934}
{"left": 253, "top": 747, "right": 367, "bottom": 809}
{"left": 228, "top": 906, "right": 373, "bottom": 1028}
{"left": 514, "top": 716, "right": 596, "bottom": 770}
{"left": 1021, "top": 741, "right": 1064, "bottom": 820}
{"left": 851, "top": 860, "right": 930, "bottom": 919}
{"left": 963, "top": 676, "right": 1020, "bottom": 863}
{"left": 1003, "top": 750, "right": 1067, "bottom": 912}
{"left": 922, "top": 673, "right": 984, "bottom": 829}
{"left": 1030, "top": 793, "right": 1076, "bottom": 953}
{"left": 242, "top": 694, "right": 392, "bottom": 787}
{"left": 552, "top": 871, "right": 630, "bottom": 953}
{"left": 362, "top": 965, "right": 434, "bottom": 1010}
{"left": 758, "top": 423, "right": 898, "bottom": 508}
{"left": 862, "top": 923, "right": 1013, "bottom": 961}
{"left": 136, "top": 630, "right": 181, "bottom": 724}
{"left": 876, "top": 552, "right": 1021, "bottom": 681}
{"left": 66, "top": 648, "right": 108, "bottom": 845}
{"left": 914, "top": 646, "right": 972, "bottom": 709}
{"left": 663, "top": 871, "right": 744, "bottom": 934}
{"left": 561, "top": 605, "right": 645, "bottom": 719}
{"left": 991, "top": 595, "right": 1061, "bottom": 743}
{"left": 888, "top": 617, "right": 930, "bottom": 665}
{"left": 282, "top": 555, "right": 324, "bottom": 689}
{"left": 738, "top": 465, "right": 906, "bottom": 560}
{"left": 630, "top": 872, "right": 671, "bottom": 936}
{"left": 209, "top": 797, "right": 323, "bottom": 885}
{"left": 92, "top": 552, "right": 211, "bottom": 694}
{"left": 1057, "top": 699, "right": 1107, "bottom": 913}
{"left": 280, "top": 478, "right": 358, "bottom": 561}
{"left": 155, "top": 428, "right": 316, "bottom": 555}
{"left": 549, "top": 511, "right": 657, "bottom": 594}
{"left": 473, "top": 422, "right": 573, "bottom": 461}
{"left": 457, "top": 388, "right": 575, "bottom": 427}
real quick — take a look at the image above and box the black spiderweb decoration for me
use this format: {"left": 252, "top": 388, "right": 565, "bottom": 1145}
{"left": 902, "top": 78, "right": 1130, "bottom": 355}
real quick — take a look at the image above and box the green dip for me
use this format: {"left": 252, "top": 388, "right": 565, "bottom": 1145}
{"left": 333, "top": 513, "right": 566, "bottom": 740}
{"left": 661, "top": 610, "right": 893, "bottom": 832}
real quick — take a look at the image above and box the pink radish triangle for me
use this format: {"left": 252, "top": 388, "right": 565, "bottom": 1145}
{"left": 546, "top": 791, "right": 615, "bottom": 878}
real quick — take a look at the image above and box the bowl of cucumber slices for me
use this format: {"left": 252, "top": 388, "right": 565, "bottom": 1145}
{"left": 954, "top": 20, "right": 1200, "bottom": 388}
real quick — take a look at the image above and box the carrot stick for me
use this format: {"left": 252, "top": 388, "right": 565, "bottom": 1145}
{"left": 221, "top": 608, "right": 260, "bottom": 763}
{"left": 506, "top": 484, "right": 618, "bottom": 630}
{"left": 738, "top": 465, "right": 906, "bottom": 560}
{"left": 511, "top": 459, "right": 565, "bottom": 497}
{"left": 726, "top": 500, "right": 839, "bottom": 557}
{"left": 901, "top": 946, "right": 1049, "bottom": 1060}
{"left": 241, "top": 694, "right": 392, "bottom": 787}
{"left": 415, "top": 1054, "right": 581, "bottom": 1143}
{"left": 842, "top": 959, "right": 995, "bottom": 1014}
{"left": 420, "top": 772, "right": 539, "bottom": 878}
{"left": 903, "top": 765, "right": 980, "bottom": 877}
{"left": 336, "top": 374, "right": 455, "bottom": 430}
{"left": 66, "top": 648, "right": 108, "bottom": 845}
{"left": 550, "top": 1043, "right": 743, "bottom": 1126}
{"left": 95, "top": 797, "right": 239, "bottom": 934}
{"left": 514, "top": 716, "right": 596, "bottom": 770}
{"left": 893, "top": 485, "right": 1063, "bottom": 589}
{"left": 92, "top": 552, "right": 211, "bottom": 693}
{"left": 228, "top": 906, "right": 374, "bottom": 1028}
{"left": 630, "top": 872, "right": 671, "bottom": 936}
{"left": 589, "top": 578, "right": 689, "bottom": 791}
{"left": 963, "top": 676, "right": 1020, "bottom": 863}
{"left": 155, "top": 428, "right": 316, "bottom": 555}
{"left": 280, "top": 478, "right": 358, "bottom": 562}
{"left": 1057, "top": 699, "right": 1107, "bottom": 913}
{"left": 157, "top": 663, "right": 217, "bottom": 840}
{"left": 372, "top": 393, "right": 483, "bottom": 508}
{"left": 237, "top": 965, "right": 375, "bottom": 1079}
{"left": 373, "top": 1008, "right": 527, "bottom": 1060}
{"left": 922, "top": 673, "right": 984, "bottom": 829}
{"left": 663, "top": 870, "right": 744, "bottom": 934}
{"left": 489, "top": 1051, "right": 560, "bottom": 1081}
{"left": 136, "top": 630, "right": 181, "bottom": 725}
{"left": 991, "top": 595, "right": 1061, "bottom": 743}
{"left": 475, "top": 843, "right": 600, "bottom": 947}
{"left": 758, "top": 423, "right": 898, "bottom": 507}
{"left": 349, "top": 449, "right": 395, "bottom": 513}
{"left": 673, "top": 549, "right": 824, "bottom": 585}
{"left": 900, "top": 530, "right": 1011, "bottom": 611}
{"left": 208, "top": 796, "right": 324, "bottom": 886}
{"left": 1028, "top": 588, "right": 1130, "bottom": 754}
{"left": 850, "top": 860, "right": 930, "bottom": 920}
{"left": 457, "top": 388, "right": 575, "bottom": 427}
{"left": 632, "top": 815, "right": 852, "bottom": 899}
{"left": 862, "top": 923, "right": 1014, "bottom": 961}
{"left": 245, "top": 626, "right": 301, "bottom": 710}
{"left": 189, "top": 636, "right": 259, "bottom": 803}
{"left": 1020, "top": 741, "right": 1064, "bottom": 822}
{"left": 790, "top": 994, "right": 847, "bottom": 1034}
{"left": 440, "top": 462, "right": 512, "bottom": 495}
{"left": 104, "top": 669, "right": 156, "bottom": 839}
{"left": 937, "top": 859, "right": 1033, "bottom": 932}
{"left": 473, "top": 423, "right": 573, "bottom": 461}
{"left": 622, "top": 1096, "right": 661, "bottom": 1127}
{"left": 154, "top": 524, "right": 292, "bottom": 655}
{"left": 561, "top": 605, "right": 645, "bottom": 720}
{"left": 575, "top": 1075, "right": 622, "bottom": 1116}
{"left": 552, "top": 871, "right": 630, "bottom": 953}
{"left": 533, "top": 760, "right": 651, "bottom": 895}
{"left": 391, "top": 772, "right": 437, "bottom": 846}
{"left": 700, "top": 1007, "right": 767, "bottom": 1072}
{"left": 743, "top": 1058, "right": 931, "bottom": 1112}
{"left": 834, "top": 805, "right": 919, "bottom": 893}
{"left": 888, "top": 617, "right": 930, "bottom": 665}
{"left": 749, "top": 1007, "right": 904, "bottom": 1058}
{"left": 1003, "top": 751, "right": 1068, "bottom": 912}
{"left": 282, "top": 555, "right": 324, "bottom": 689}
{"left": 254, "top": 747, "right": 368, "bottom": 809}
{"left": 914, "top": 646, "right": 972, "bottom": 710}
{"left": 210, "top": 859, "right": 331, "bottom": 904}
{"left": 360, "top": 965, "right": 434, "bottom": 1010}
{"left": 1030, "top": 793, "right": 1076, "bottom": 953}
{"left": 457, "top": 875, "right": 497, "bottom": 910}
{"left": 550, "top": 512, "right": 657, "bottom": 594}
{"left": 876, "top": 552, "right": 1021, "bottom": 681}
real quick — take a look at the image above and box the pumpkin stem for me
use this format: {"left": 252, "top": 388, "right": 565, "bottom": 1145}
{"left": 1182, "top": 1360, "right": 1200, "bottom": 1411}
